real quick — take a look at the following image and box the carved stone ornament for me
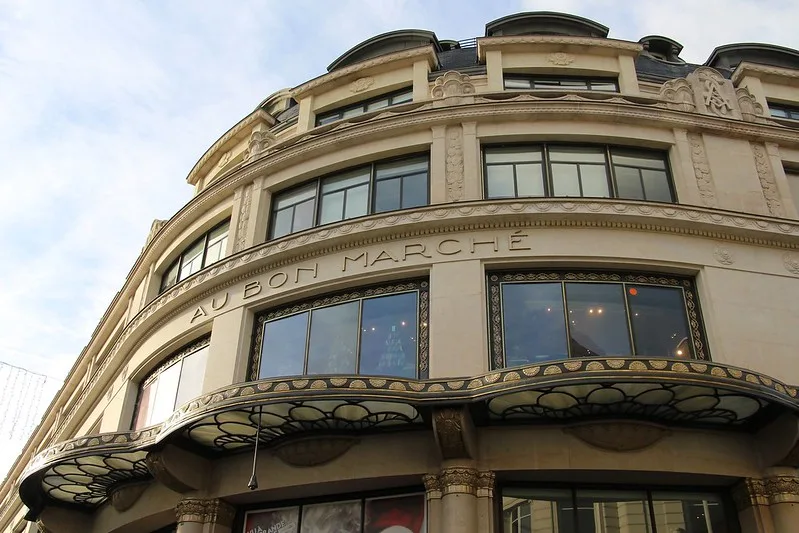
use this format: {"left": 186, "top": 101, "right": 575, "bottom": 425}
{"left": 687, "top": 133, "right": 717, "bottom": 207}
{"left": 233, "top": 183, "right": 253, "bottom": 253}
{"left": 350, "top": 77, "right": 374, "bottom": 93}
{"left": 686, "top": 67, "right": 740, "bottom": 119}
{"left": 713, "top": 245, "right": 735, "bottom": 265}
{"left": 547, "top": 52, "right": 574, "bottom": 66}
{"left": 752, "top": 143, "right": 784, "bottom": 217}
{"left": 175, "top": 498, "right": 236, "bottom": 526}
{"left": 108, "top": 480, "right": 149, "bottom": 512}
{"left": 445, "top": 126, "right": 465, "bottom": 202}
{"left": 271, "top": 435, "right": 359, "bottom": 467}
{"left": 659, "top": 79, "right": 696, "bottom": 113}
{"left": 145, "top": 219, "right": 167, "bottom": 246}
{"left": 732, "top": 476, "right": 799, "bottom": 510}
{"left": 564, "top": 421, "right": 671, "bottom": 452}
{"left": 476, "top": 471, "right": 496, "bottom": 498}
{"left": 438, "top": 467, "right": 480, "bottom": 496}
{"left": 432, "top": 406, "right": 475, "bottom": 460}
{"left": 242, "top": 127, "right": 275, "bottom": 164}
{"left": 784, "top": 253, "right": 799, "bottom": 276}
{"left": 145, "top": 446, "right": 209, "bottom": 494}
{"left": 736, "top": 86, "right": 766, "bottom": 123}
{"left": 423, "top": 473, "right": 443, "bottom": 500}
{"left": 217, "top": 150, "right": 232, "bottom": 168}
{"left": 431, "top": 71, "right": 475, "bottom": 101}
{"left": 732, "top": 478, "right": 768, "bottom": 510}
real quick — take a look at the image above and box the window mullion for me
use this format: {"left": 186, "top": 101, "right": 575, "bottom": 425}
{"left": 543, "top": 144, "right": 553, "bottom": 197}
{"left": 621, "top": 282, "right": 638, "bottom": 356}
{"left": 370, "top": 164, "right": 377, "bottom": 214}
{"left": 561, "top": 281, "right": 573, "bottom": 358}
{"left": 512, "top": 164, "right": 519, "bottom": 198}
{"left": 638, "top": 168, "right": 647, "bottom": 201}
{"left": 314, "top": 179, "right": 322, "bottom": 226}
{"left": 303, "top": 310, "right": 312, "bottom": 374}
{"left": 605, "top": 146, "right": 618, "bottom": 198}
{"left": 200, "top": 232, "right": 210, "bottom": 270}
{"left": 355, "top": 299, "right": 364, "bottom": 374}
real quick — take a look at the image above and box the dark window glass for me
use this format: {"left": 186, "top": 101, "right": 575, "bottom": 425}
{"left": 485, "top": 147, "right": 545, "bottom": 199}
{"left": 501, "top": 283, "right": 568, "bottom": 366}
{"left": 565, "top": 283, "right": 632, "bottom": 357}
{"left": 574, "top": 490, "right": 651, "bottom": 533}
{"left": 769, "top": 102, "right": 799, "bottom": 120}
{"left": 160, "top": 221, "right": 231, "bottom": 293}
{"left": 307, "top": 302, "right": 360, "bottom": 374}
{"left": 272, "top": 184, "right": 316, "bottom": 238}
{"left": 628, "top": 285, "right": 692, "bottom": 358}
{"left": 359, "top": 293, "right": 418, "bottom": 378}
{"left": 259, "top": 312, "right": 309, "bottom": 379}
{"left": 651, "top": 493, "right": 729, "bottom": 533}
{"left": 550, "top": 147, "right": 610, "bottom": 198}
{"left": 160, "top": 261, "right": 179, "bottom": 292}
{"left": 503, "top": 76, "right": 618, "bottom": 92}
{"left": 375, "top": 158, "right": 429, "bottom": 213}
{"left": 315, "top": 87, "right": 414, "bottom": 126}
{"left": 502, "top": 489, "right": 573, "bottom": 533}
{"left": 611, "top": 150, "right": 673, "bottom": 202}
{"left": 319, "top": 168, "right": 371, "bottom": 224}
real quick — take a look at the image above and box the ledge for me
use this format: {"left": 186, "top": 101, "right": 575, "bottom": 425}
{"left": 477, "top": 35, "right": 642, "bottom": 61}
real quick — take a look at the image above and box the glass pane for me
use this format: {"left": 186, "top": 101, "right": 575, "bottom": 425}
{"left": 274, "top": 184, "right": 316, "bottom": 209}
{"left": 533, "top": 79, "right": 562, "bottom": 88}
{"left": 565, "top": 283, "right": 632, "bottom": 357}
{"left": 341, "top": 106, "right": 363, "bottom": 119}
{"left": 770, "top": 106, "right": 789, "bottom": 118}
{"left": 364, "top": 494, "right": 426, "bottom": 533}
{"left": 651, "top": 493, "right": 728, "bottom": 533}
{"left": 319, "top": 190, "right": 345, "bottom": 224}
{"left": 302, "top": 500, "right": 362, "bottom": 533}
{"left": 504, "top": 77, "right": 531, "bottom": 89}
{"left": 272, "top": 208, "right": 294, "bottom": 238}
{"left": 321, "top": 168, "right": 370, "bottom": 193}
{"left": 307, "top": 302, "right": 359, "bottom": 374}
{"left": 175, "top": 346, "right": 208, "bottom": 407}
{"left": 591, "top": 82, "right": 618, "bottom": 92}
{"left": 486, "top": 165, "right": 516, "bottom": 198}
{"left": 260, "top": 313, "right": 309, "bottom": 379}
{"left": 161, "top": 260, "right": 179, "bottom": 291}
{"left": 366, "top": 98, "right": 389, "bottom": 111}
{"left": 628, "top": 285, "right": 692, "bottom": 358}
{"left": 204, "top": 224, "right": 228, "bottom": 265}
{"left": 359, "top": 292, "right": 418, "bottom": 378}
{"left": 376, "top": 158, "right": 429, "bottom": 180}
{"left": 580, "top": 164, "right": 610, "bottom": 197}
{"left": 502, "top": 489, "right": 573, "bottom": 533}
{"left": 401, "top": 172, "right": 428, "bottom": 208}
{"left": 292, "top": 198, "right": 315, "bottom": 232}
{"left": 344, "top": 184, "right": 370, "bottom": 219}
{"left": 642, "top": 169, "right": 673, "bottom": 202}
{"left": 502, "top": 283, "right": 568, "bottom": 366}
{"left": 485, "top": 147, "right": 542, "bottom": 164}
{"left": 551, "top": 164, "right": 581, "bottom": 196}
{"left": 149, "top": 362, "right": 181, "bottom": 425}
{"left": 561, "top": 80, "right": 589, "bottom": 89}
{"left": 317, "top": 113, "right": 340, "bottom": 126}
{"left": 516, "top": 163, "right": 545, "bottom": 196}
{"left": 615, "top": 166, "right": 645, "bottom": 200}
{"left": 134, "top": 381, "right": 155, "bottom": 430}
{"left": 390, "top": 90, "right": 413, "bottom": 104}
{"left": 611, "top": 152, "right": 666, "bottom": 170}
{"left": 245, "top": 507, "right": 300, "bottom": 533}
{"left": 180, "top": 240, "right": 204, "bottom": 280}
{"left": 375, "top": 177, "right": 401, "bottom": 213}
{"left": 575, "top": 490, "right": 651, "bottom": 533}
{"left": 549, "top": 147, "right": 606, "bottom": 163}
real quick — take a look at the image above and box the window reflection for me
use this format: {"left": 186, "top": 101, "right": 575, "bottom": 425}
{"left": 627, "top": 285, "right": 692, "bottom": 358}
{"left": 359, "top": 293, "right": 418, "bottom": 378}
{"left": 501, "top": 283, "right": 568, "bottom": 365}
{"left": 307, "top": 302, "right": 359, "bottom": 374}
{"left": 565, "top": 283, "right": 631, "bottom": 357}
{"left": 651, "top": 493, "right": 729, "bottom": 533}
{"left": 260, "top": 312, "right": 309, "bottom": 379}
{"left": 160, "top": 220, "right": 231, "bottom": 293}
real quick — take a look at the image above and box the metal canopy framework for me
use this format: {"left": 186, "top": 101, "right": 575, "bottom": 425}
{"left": 19, "top": 357, "right": 799, "bottom": 517}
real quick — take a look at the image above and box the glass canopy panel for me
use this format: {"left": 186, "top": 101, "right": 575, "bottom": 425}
{"left": 565, "top": 283, "right": 631, "bottom": 357}
{"left": 627, "top": 285, "right": 692, "bottom": 358}
{"left": 306, "top": 302, "right": 359, "bottom": 374}
{"left": 501, "top": 283, "right": 568, "bottom": 366}
{"left": 359, "top": 292, "right": 418, "bottom": 378}
{"left": 260, "top": 312, "right": 308, "bottom": 379}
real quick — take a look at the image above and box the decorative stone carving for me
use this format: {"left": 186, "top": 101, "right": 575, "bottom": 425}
{"left": 432, "top": 406, "right": 475, "bottom": 459}
{"left": 423, "top": 473, "right": 443, "bottom": 500}
{"left": 445, "top": 126, "right": 464, "bottom": 202}
{"left": 145, "top": 219, "right": 167, "bottom": 246}
{"left": 713, "top": 245, "right": 735, "bottom": 265}
{"left": 438, "top": 467, "right": 480, "bottom": 496}
{"left": 217, "top": 150, "right": 232, "bottom": 168}
{"left": 176, "top": 498, "right": 236, "bottom": 526}
{"left": 547, "top": 52, "right": 574, "bottom": 66}
{"left": 564, "top": 421, "right": 670, "bottom": 452}
{"left": 686, "top": 67, "right": 739, "bottom": 119}
{"left": 732, "top": 476, "right": 799, "bottom": 509}
{"left": 736, "top": 86, "right": 766, "bottom": 123}
{"left": 350, "top": 77, "right": 374, "bottom": 93}
{"left": 659, "top": 79, "right": 696, "bottom": 113}
{"left": 108, "top": 480, "right": 148, "bottom": 512}
{"left": 752, "top": 143, "right": 784, "bottom": 217}
{"left": 784, "top": 253, "right": 799, "bottom": 275}
{"left": 732, "top": 478, "right": 768, "bottom": 510}
{"left": 431, "top": 71, "right": 475, "bottom": 102}
{"left": 271, "top": 435, "right": 358, "bottom": 467}
{"left": 145, "top": 445, "right": 209, "bottom": 494}
{"left": 476, "top": 471, "right": 496, "bottom": 498}
{"left": 233, "top": 183, "right": 253, "bottom": 253}
{"left": 242, "top": 126, "right": 275, "bottom": 164}
{"left": 764, "top": 476, "right": 799, "bottom": 503}
{"left": 687, "top": 133, "right": 717, "bottom": 207}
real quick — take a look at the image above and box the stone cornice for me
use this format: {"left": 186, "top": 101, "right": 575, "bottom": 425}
{"left": 478, "top": 35, "right": 642, "bottom": 61}
{"left": 732, "top": 61, "right": 799, "bottom": 85}
{"left": 292, "top": 45, "right": 439, "bottom": 99}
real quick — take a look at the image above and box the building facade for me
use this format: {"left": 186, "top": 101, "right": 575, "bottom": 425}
{"left": 3, "top": 11, "right": 799, "bottom": 533}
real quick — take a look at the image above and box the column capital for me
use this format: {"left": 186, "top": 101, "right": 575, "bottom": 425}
{"left": 764, "top": 475, "right": 799, "bottom": 505}
{"left": 176, "top": 498, "right": 236, "bottom": 527}
{"left": 732, "top": 478, "right": 769, "bottom": 511}
{"left": 733, "top": 475, "right": 799, "bottom": 510}
{"left": 423, "top": 473, "right": 443, "bottom": 500}
{"left": 476, "top": 471, "right": 496, "bottom": 499}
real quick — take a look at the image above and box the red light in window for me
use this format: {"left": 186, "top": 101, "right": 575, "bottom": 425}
{"left": 629, "top": 288, "right": 638, "bottom": 296}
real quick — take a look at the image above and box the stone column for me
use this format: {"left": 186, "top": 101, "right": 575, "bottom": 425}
{"left": 423, "top": 473, "right": 443, "bottom": 533}
{"left": 476, "top": 471, "right": 496, "bottom": 533}
{"left": 763, "top": 469, "right": 799, "bottom": 533}
{"left": 732, "top": 478, "right": 775, "bottom": 533}
{"left": 439, "top": 467, "right": 479, "bottom": 533}
{"left": 176, "top": 498, "right": 236, "bottom": 533}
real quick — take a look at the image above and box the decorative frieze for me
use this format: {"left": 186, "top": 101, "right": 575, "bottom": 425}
{"left": 175, "top": 498, "right": 235, "bottom": 527}
{"left": 784, "top": 253, "right": 799, "bottom": 276}
{"left": 547, "top": 52, "right": 574, "bottom": 66}
{"left": 445, "top": 126, "right": 464, "bottom": 202}
{"left": 439, "top": 467, "right": 480, "bottom": 496}
{"left": 713, "top": 245, "right": 735, "bottom": 265}
{"left": 752, "top": 143, "right": 785, "bottom": 218}
{"left": 431, "top": 71, "right": 475, "bottom": 104}
{"left": 350, "top": 77, "right": 374, "bottom": 93}
{"left": 233, "top": 183, "right": 253, "bottom": 253}
{"left": 686, "top": 133, "right": 717, "bottom": 207}
{"left": 733, "top": 476, "right": 799, "bottom": 510}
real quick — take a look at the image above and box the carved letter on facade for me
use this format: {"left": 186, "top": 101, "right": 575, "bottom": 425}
{"left": 445, "top": 126, "right": 464, "bottom": 201}
{"left": 686, "top": 67, "right": 740, "bottom": 119}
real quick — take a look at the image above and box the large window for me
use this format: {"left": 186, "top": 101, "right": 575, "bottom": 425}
{"left": 503, "top": 487, "right": 735, "bottom": 533}
{"left": 488, "top": 272, "right": 707, "bottom": 369}
{"left": 251, "top": 281, "right": 429, "bottom": 380}
{"left": 270, "top": 155, "right": 429, "bottom": 239}
{"left": 160, "top": 220, "right": 230, "bottom": 292}
{"left": 504, "top": 75, "right": 618, "bottom": 92}
{"left": 316, "top": 87, "right": 413, "bottom": 126}
{"left": 769, "top": 101, "right": 799, "bottom": 121}
{"left": 244, "top": 493, "right": 425, "bottom": 533}
{"left": 484, "top": 145, "right": 674, "bottom": 202}
{"left": 134, "top": 337, "right": 209, "bottom": 430}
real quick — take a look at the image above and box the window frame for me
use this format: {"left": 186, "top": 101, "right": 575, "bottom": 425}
{"left": 250, "top": 280, "right": 430, "bottom": 380}
{"left": 159, "top": 219, "right": 231, "bottom": 293}
{"left": 768, "top": 101, "right": 799, "bottom": 121}
{"left": 315, "top": 86, "right": 415, "bottom": 126}
{"left": 268, "top": 153, "right": 431, "bottom": 240}
{"left": 503, "top": 74, "right": 620, "bottom": 92}
{"left": 482, "top": 144, "right": 677, "bottom": 203}
{"left": 132, "top": 336, "right": 210, "bottom": 430}
{"left": 486, "top": 271, "right": 709, "bottom": 370}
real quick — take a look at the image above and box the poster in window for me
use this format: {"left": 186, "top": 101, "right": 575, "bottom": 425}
{"left": 244, "top": 506, "right": 299, "bottom": 533}
{"left": 300, "top": 500, "right": 362, "bottom": 533}
{"left": 364, "top": 494, "right": 426, "bottom": 533}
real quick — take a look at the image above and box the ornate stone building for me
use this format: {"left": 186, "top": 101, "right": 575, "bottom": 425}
{"left": 3, "top": 11, "right": 799, "bottom": 533}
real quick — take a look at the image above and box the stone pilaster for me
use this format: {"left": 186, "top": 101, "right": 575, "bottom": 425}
{"left": 425, "top": 467, "right": 494, "bottom": 533}
{"left": 476, "top": 471, "right": 496, "bottom": 533}
{"left": 732, "top": 472, "right": 799, "bottom": 533}
{"left": 175, "top": 498, "right": 236, "bottom": 533}
{"left": 423, "top": 473, "right": 443, "bottom": 533}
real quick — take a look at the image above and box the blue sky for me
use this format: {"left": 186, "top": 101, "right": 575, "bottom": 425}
{"left": 0, "top": 0, "right": 798, "bottom": 475}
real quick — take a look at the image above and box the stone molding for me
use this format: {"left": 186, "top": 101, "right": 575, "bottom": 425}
{"left": 733, "top": 476, "right": 799, "bottom": 509}
{"left": 175, "top": 498, "right": 235, "bottom": 526}
{"left": 439, "top": 467, "right": 480, "bottom": 496}
{"left": 548, "top": 52, "right": 574, "bottom": 65}
{"left": 686, "top": 133, "right": 717, "bottom": 207}
{"left": 477, "top": 35, "right": 642, "bottom": 60}
{"left": 731, "top": 61, "right": 799, "bottom": 85}
{"left": 350, "top": 77, "right": 374, "bottom": 93}
{"left": 713, "top": 244, "right": 735, "bottom": 265}
{"left": 784, "top": 253, "right": 799, "bottom": 275}
{"left": 431, "top": 71, "right": 475, "bottom": 106}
